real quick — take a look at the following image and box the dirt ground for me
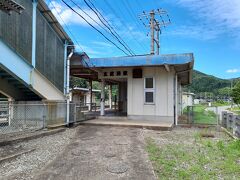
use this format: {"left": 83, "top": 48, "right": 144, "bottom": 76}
{"left": 35, "top": 126, "right": 156, "bottom": 180}
{"left": 0, "top": 125, "right": 231, "bottom": 180}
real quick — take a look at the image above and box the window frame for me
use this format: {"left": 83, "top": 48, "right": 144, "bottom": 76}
{"left": 144, "top": 77, "right": 155, "bottom": 104}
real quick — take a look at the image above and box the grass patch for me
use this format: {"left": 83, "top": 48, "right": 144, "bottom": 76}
{"left": 193, "top": 105, "right": 217, "bottom": 124}
{"left": 212, "top": 101, "right": 230, "bottom": 107}
{"left": 227, "top": 107, "right": 240, "bottom": 115}
{"left": 146, "top": 137, "right": 240, "bottom": 180}
{"left": 183, "top": 105, "right": 218, "bottom": 124}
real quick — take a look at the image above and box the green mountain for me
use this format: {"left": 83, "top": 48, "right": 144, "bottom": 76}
{"left": 186, "top": 70, "right": 239, "bottom": 98}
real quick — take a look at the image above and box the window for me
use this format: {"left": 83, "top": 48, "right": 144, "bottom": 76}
{"left": 110, "top": 71, "right": 114, "bottom": 76}
{"left": 144, "top": 77, "right": 155, "bottom": 104}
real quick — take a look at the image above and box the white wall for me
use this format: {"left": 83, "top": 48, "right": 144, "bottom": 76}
{"left": 98, "top": 66, "right": 176, "bottom": 123}
{"left": 182, "top": 94, "right": 194, "bottom": 110}
{"left": 32, "top": 70, "right": 65, "bottom": 101}
{"left": 127, "top": 67, "right": 175, "bottom": 121}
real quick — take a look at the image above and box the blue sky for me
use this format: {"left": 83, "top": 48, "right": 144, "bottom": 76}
{"left": 47, "top": 0, "right": 240, "bottom": 79}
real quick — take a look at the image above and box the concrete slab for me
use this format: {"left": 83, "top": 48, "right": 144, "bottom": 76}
{"left": 80, "top": 118, "right": 173, "bottom": 131}
{"left": 35, "top": 126, "right": 157, "bottom": 180}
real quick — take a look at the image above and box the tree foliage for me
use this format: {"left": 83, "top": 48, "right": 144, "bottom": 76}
{"left": 231, "top": 81, "right": 240, "bottom": 107}
{"left": 185, "top": 70, "right": 239, "bottom": 99}
{"left": 70, "top": 76, "right": 88, "bottom": 88}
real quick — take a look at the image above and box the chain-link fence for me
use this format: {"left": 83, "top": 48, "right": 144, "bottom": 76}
{"left": 179, "top": 105, "right": 219, "bottom": 125}
{"left": 0, "top": 101, "right": 97, "bottom": 134}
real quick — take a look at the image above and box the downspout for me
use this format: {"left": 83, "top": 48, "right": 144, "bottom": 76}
{"left": 64, "top": 41, "right": 68, "bottom": 95}
{"left": 31, "top": 0, "right": 38, "bottom": 68}
{"left": 66, "top": 48, "right": 74, "bottom": 126}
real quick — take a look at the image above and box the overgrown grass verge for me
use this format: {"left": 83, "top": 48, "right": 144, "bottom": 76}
{"left": 193, "top": 105, "right": 217, "bottom": 124}
{"left": 227, "top": 107, "right": 240, "bottom": 115}
{"left": 146, "top": 136, "right": 240, "bottom": 179}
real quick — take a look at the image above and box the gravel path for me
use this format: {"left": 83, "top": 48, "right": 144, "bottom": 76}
{"left": 0, "top": 128, "right": 77, "bottom": 180}
{"left": 143, "top": 126, "right": 228, "bottom": 146}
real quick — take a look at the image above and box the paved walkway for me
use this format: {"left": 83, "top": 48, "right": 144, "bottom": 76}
{"left": 35, "top": 126, "right": 156, "bottom": 180}
{"left": 80, "top": 118, "right": 173, "bottom": 131}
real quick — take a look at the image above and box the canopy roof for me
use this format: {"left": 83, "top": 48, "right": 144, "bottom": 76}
{"left": 71, "top": 53, "right": 194, "bottom": 85}
{"left": 87, "top": 53, "right": 194, "bottom": 68}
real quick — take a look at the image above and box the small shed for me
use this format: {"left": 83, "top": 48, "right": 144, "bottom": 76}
{"left": 70, "top": 53, "right": 194, "bottom": 125}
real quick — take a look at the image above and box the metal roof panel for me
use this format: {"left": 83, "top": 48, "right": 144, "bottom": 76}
{"left": 86, "top": 53, "right": 194, "bottom": 68}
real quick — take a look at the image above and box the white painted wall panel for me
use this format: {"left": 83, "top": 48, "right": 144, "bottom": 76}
{"left": 127, "top": 66, "right": 175, "bottom": 119}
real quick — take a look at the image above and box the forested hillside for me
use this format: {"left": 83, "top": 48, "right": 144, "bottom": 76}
{"left": 185, "top": 70, "right": 239, "bottom": 98}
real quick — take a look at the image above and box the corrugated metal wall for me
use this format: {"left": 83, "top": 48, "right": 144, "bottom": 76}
{"left": 0, "top": 0, "right": 32, "bottom": 63}
{"left": 0, "top": 0, "right": 65, "bottom": 93}
{"left": 36, "top": 9, "right": 65, "bottom": 93}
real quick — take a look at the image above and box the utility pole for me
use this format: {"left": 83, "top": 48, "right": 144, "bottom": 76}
{"left": 139, "top": 9, "right": 171, "bottom": 55}
{"left": 150, "top": 10, "right": 155, "bottom": 55}
{"left": 155, "top": 22, "right": 160, "bottom": 55}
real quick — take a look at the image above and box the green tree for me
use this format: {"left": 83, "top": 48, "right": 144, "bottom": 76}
{"left": 231, "top": 81, "right": 240, "bottom": 108}
{"left": 70, "top": 76, "right": 88, "bottom": 88}
{"left": 218, "top": 87, "right": 231, "bottom": 98}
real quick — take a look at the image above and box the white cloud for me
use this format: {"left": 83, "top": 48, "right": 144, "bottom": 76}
{"left": 226, "top": 68, "right": 240, "bottom": 73}
{"left": 48, "top": 1, "right": 148, "bottom": 56}
{"left": 48, "top": 1, "right": 103, "bottom": 27}
{"left": 168, "top": 0, "right": 240, "bottom": 40}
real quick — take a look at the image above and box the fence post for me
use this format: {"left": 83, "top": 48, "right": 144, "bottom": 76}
{"left": 191, "top": 106, "right": 194, "bottom": 124}
{"left": 8, "top": 101, "right": 13, "bottom": 126}
{"left": 235, "top": 115, "right": 240, "bottom": 138}
{"left": 222, "top": 111, "right": 227, "bottom": 128}
{"left": 74, "top": 103, "right": 76, "bottom": 123}
{"left": 43, "top": 103, "right": 47, "bottom": 129}
{"left": 216, "top": 106, "right": 219, "bottom": 125}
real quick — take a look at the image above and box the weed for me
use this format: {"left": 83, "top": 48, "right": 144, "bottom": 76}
{"left": 146, "top": 136, "right": 240, "bottom": 179}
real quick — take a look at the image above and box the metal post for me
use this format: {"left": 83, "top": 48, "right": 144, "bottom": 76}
{"left": 89, "top": 79, "right": 92, "bottom": 112}
{"left": 43, "top": 103, "right": 46, "bottom": 129}
{"left": 150, "top": 10, "right": 155, "bottom": 55}
{"left": 109, "top": 84, "right": 112, "bottom": 109}
{"left": 31, "top": 0, "right": 38, "bottom": 68}
{"left": 100, "top": 80, "right": 105, "bottom": 116}
{"left": 175, "top": 74, "right": 178, "bottom": 125}
{"left": 156, "top": 28, "right": 160, "bottom": 55}
{"left": 66, "top": 49, "right": 74, "bottom": 126}
{"left": 114, "top": 95, "right": 117, "bottom": 110}
{"left": 64, "top": 41, "right": 68, "bottom": 95}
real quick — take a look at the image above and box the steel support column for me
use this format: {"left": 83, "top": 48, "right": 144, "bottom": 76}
{"left": 100, "top": 80, "right": 105, "bottom": 116}
{"left": 109, "top": 84, "right": 112, "bottom": 109}
{"left": 31, "top": 0, "right": 38, "bottom": 67}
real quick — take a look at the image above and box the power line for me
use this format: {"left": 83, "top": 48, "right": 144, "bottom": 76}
{"left": 122, "top": 0, "right": 147, "bottom": 34}
{"left": 68, "top": 0, "right": 134, "bottom": 56}
{"left": 81, "top": 0, "right": 135, "bottom": 55}
{"left": 85, "top": 0, "right": 135, "bottom": 55}
{"left": 49, "top": 1, "right": 84, "bottom": 52}
{"left": 61, "top": 0, "right": 130, "bottom": 56}
{"left": 101, "top": 0, "right": 148, "bottom": 53}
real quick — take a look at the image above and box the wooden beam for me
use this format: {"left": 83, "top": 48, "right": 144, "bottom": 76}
{"left": 164, "top": 64, "right": 170, "bottom": 72}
